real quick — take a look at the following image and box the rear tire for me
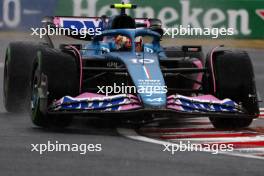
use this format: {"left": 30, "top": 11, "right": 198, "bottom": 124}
{"left": 205, "top": 50, "right": 259, "bottom": 129}
{"left": 31, "top": 48, "right": 79, "bottom": 127}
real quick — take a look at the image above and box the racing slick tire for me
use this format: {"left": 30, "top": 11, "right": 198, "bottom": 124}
{"left": 31, "top": 48, "right": 79, "bottom": 127}
{"left": 204, "top": 50, "right": 259, "bottom": 129}
{"left": 3, "top": 42, "right": 49, "bottom": 113}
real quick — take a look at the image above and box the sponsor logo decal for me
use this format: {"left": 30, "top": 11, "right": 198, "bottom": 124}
{"left": 256, "top": 9, "right": 264, "bottom": 20}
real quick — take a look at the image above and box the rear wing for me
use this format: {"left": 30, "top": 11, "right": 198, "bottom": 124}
{"left": 41, "top": 16, "right": 162, "bottom": 42}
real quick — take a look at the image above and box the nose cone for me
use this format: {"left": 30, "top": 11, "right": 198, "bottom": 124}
{"left": 121, "top": 53, "right": 167, "bottom": 109}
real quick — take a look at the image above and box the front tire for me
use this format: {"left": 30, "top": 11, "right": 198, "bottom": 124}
{"left": 209, "top": 117, "right": 252, "bottom": 129}
{"left": 31, "top": 48, "right": 79, "bottom": 127}
{"left": 204, "top": 50, "right": 259, "bottom": 129}
{"left": 3, "top": 42, "right": 48, "bottom": 112}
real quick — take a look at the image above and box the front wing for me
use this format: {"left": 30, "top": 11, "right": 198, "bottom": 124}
{"left": 47, "top": 93, "right": 257, "bottom": 119}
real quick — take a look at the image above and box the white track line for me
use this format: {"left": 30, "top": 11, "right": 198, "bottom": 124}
{"left": 235, "top": 147, "right": 264, "bottom": 152}
{"left": 169, "top": 136, "right": 264, "bottom": 142}
{"left": 117, "top": 128, "right": 264, "bottom": 160}
{"left": 117, "top": 128, "right": 172, "bottom": 146}
{"left": 218, "top": 151, "right": 264, "bottom": 160}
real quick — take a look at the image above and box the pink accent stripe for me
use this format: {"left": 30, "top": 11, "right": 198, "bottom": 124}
{"left": 143, "top": 65, "right": 151, "bottom": 79}
{"left": 68, "top": 45, "right": 83, "bottom": 93}
{"left": 146, "top": 68, "right": 151, "bottom": 79}
{"left": 159, "top": 132, "right": 257, "bottom": 140}
{"left": 53, "top": 17, "right": 61, "bottom": 27}
{"left": 210, "top": 46, "right": 220, "bottom": 93}
{"left": 192, "top": 60, "right": 203, "bottom": 90}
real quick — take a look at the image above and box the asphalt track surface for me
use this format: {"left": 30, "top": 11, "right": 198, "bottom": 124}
{"left": 0, "top": 35, "right": 264, "bottom": 176}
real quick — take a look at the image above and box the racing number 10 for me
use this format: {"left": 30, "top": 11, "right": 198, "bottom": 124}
{"left": 0, "top": 0, "right": 21, "bottom": 28}
{"left": 131, "top": 59, "right": 154, "bottom": 64}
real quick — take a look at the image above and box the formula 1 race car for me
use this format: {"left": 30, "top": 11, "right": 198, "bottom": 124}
{"left": 3, "top": 3, "right": 259, "bottom": 129}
